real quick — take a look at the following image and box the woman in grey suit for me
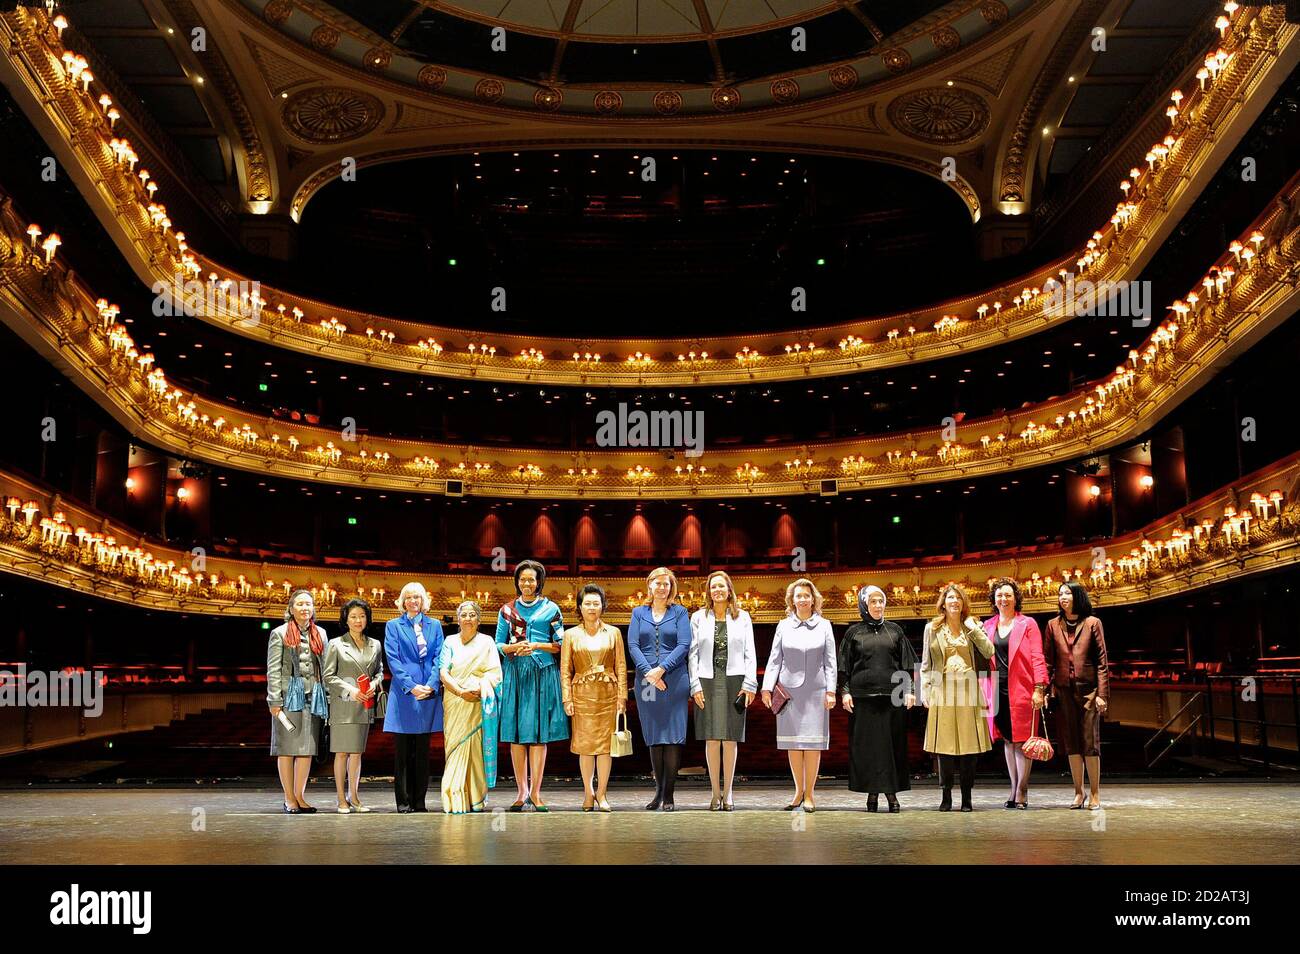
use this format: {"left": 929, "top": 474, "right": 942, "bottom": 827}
{"left": 324, "top": 598, "right": 385, "bottom": 814}
{"left": 268, "top": 589, "right": 329, "bottom": 814}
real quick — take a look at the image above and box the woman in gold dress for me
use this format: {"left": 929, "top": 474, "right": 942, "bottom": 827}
{"left": 561, "top": 583, "right": 628, "bottom": 813}
{"left": 439, "top": 600, "right": 503, "bottom": 814}
{"left": 920, "top": 583, "right": 994, "bottom": 812}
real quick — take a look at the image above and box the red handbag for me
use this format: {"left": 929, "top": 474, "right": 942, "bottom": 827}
{"left": 1021, "top": 708, "right": 1054, "bottom": 762}
{"left": 770, "top": 681, "right": 792, "bottom": 716}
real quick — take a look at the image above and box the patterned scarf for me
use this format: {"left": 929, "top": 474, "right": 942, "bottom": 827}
{"left": 284, "top": 617, "right": 324, "bottom": 655}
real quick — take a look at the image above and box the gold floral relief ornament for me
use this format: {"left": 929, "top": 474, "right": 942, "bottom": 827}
{"left": 282, "top": 86, "right": 384, "bottom": 143}
{"left": 417, "top": 65, "right": 447, "bottom": 90}
{"left": 653, "top": 90, "right": 683, "bottom": 115}
{"left": 594, "top": 90, "right": 623, "bottom": 115}
{"left": 980, "top": 0, "right": 1009, "bottom": 26}
{"left": 887, "top": 87, "right": 990, "bottom": 144}
{"left": 881, "top": 48, "right": 912, "bottom": 74}
{"left": 474, "top": 78, "right": 504, "bottom": 103}
{"left": 534, "top": 86, "right": 563, "bottom": 111}
{"left": 770, "top": 78, "right": 800, "bottom": 104}
{"left": 263, "top": 0, "right": 292, "bottom": 25}
{"left": 363, "top": 47, "right": 391, "bottom": 72}
{"left": 712, "top": 86, "right": 741, "bottom": 111}
{"left": 932, "top": 26, "right": 961, "bottom": 53}
{"left": 828, "top": 65, "right": 858, "bottom": 91}
{"left": 307, "top": 25, "right": 338, "bottom": 51}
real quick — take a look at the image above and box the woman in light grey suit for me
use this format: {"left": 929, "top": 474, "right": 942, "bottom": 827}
{"left": 324, "top": 598, "right": 385, "bottom": 814}
{"left": 689, "top": 571, "right": 757, "bottom": 811}
{"left": 268, "top": 589, "right": 329, "bottom": 814}
{"left": 761, "top": 578, "right": 837, "bottom": 812}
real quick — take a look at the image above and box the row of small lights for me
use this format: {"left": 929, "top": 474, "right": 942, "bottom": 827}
{"left": 16, "top": 3, "right": 1254, "bottom": 383}
{"left": 21, "top": 194, "right": 1274, "bottom": 488}
{"left": 5, "top": 482, "right": 1289, "bottom": 610}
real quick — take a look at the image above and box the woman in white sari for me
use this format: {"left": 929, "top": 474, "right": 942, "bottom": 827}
{"left": 439, "top": 600, "right": 503, "bottom": 814}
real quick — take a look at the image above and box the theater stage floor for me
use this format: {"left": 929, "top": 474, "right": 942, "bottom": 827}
{"left": 1, "top": 781, "right": 1296, "bottom": 865}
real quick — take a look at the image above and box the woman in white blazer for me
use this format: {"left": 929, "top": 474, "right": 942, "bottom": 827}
{"left": 689, "top": 571, "right": 757, "bottom": 811}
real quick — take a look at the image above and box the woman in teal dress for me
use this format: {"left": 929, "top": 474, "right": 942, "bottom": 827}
{"left": 494, "top": 560, "right": 568, "bottom": 812}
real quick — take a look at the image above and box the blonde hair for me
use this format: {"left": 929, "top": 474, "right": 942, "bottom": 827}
{"left": 931, "top": 583, "right": 974, "bottom": 632}
{"left": 395, "top": 581, "right": 431, "bottom": 613}
{"left": 704, "top": 571, "right": 741, "bottom": 620}
{"left": 784, "top": 578, "right": 824, "bottom": 616}
{"left": 643, "top": 567, "right": 679, "bottom": 604}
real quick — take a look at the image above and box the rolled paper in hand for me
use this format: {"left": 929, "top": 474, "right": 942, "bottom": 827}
{"left": 276, "top": 710, "right": 294, "bottom": 731}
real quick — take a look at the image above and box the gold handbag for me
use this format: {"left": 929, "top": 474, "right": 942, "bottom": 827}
{"left": 610, "top": 711, "right": 633, "bottom": 758}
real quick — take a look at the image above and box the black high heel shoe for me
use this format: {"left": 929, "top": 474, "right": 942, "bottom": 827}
{"left": 866, "top": 795, "right": 879, "bottom": 813}
{"left": 886, "top": 796, "right": 901, "bottom": 813}
{"left": 297, "top": 804, "right": 318, "bottom": 814}
{"left": 939, "top": 790, "right": 952, "bottom": 812}
{"left": 645, "top": 796, "right": 662, "bottom": 811}
{"left": 661, "top": 801, "right": 675, "bottom": 812}
{"left": 282, "top": 802, "right": 301, "bottom": 814}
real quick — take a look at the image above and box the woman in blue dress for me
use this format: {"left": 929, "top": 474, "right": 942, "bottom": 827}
{"left": 627, "top": 567, "right": 691, "bottom": 811}
{"left": 494, "top": 560, "right": 568, "bottom": 812}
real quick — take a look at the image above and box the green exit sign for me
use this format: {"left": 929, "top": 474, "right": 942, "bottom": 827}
{"left": 258, "top": 383, "right": 268, "bottom": 392}
{"left": 891, "top": 516, "right": 901, "bottom": 525}
{"left": 347, "top": 517, "right": 358, "bottom": 525}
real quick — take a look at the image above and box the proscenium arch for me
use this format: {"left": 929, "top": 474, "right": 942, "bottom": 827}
{"left": 288, "top": 141, "right": 982, "bottom": 224}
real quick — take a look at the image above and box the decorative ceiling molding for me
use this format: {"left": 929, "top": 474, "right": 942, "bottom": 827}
{"left": 886, "top": 86, "right": 991, "bottom": 144}
{"left": 159, "top": 0, "right": 276, "bottom": 204}
{"left": 226, "top": 0, "right": 1038, "bottom": 119}
{"left": 388, "top": 101, "right": 496, "bottom": 133}
{"left": 778, "top": 102, "right": 883, "bottom": 134}
{"left": 239, "top": 31, "right": 325, "bottom": 96}
{"left": 950, "top": 32, "right": 1030, "bottom": 95}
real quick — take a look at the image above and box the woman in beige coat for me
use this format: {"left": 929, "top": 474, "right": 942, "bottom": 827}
{"left": 920, "top": 584, "right": 994, "bottom": 812}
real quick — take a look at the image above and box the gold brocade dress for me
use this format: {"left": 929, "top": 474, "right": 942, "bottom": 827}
{"left": 560, "top": 623, "right": 628, "bottom": 756}
{"left": 923, "top": 622, "right": 994, "bottom": 756}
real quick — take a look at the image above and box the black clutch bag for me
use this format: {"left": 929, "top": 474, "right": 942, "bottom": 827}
{"left": 733, "top": 692, "right": 747, "bottom": 714}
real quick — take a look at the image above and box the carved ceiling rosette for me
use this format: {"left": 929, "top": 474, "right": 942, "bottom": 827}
{"left": 887, "top": 87, "right": 990, "bottom": 145}
{"left": 282, "top": 86, "right": 384, "bottom": 143}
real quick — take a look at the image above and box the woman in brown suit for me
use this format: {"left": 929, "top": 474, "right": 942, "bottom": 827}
{"left": 561, "top": 583, "right": 628, "bottom": 812}
{"left": 1044, "top": 581, "right": 1109, "bottom": 809}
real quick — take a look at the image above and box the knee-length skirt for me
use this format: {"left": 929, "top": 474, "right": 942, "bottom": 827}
{"left": 570, "top": 678, "right": 619, "bottom": 756}
{"left": 1056, "top": 683, "right": 1102, "bottom": 756}
{"left": 637, "top": 664, "right": 690, "bottom": 746}
{"left": 270, "top": 708, "right": 324, "bottom": 757}
{"left": 329, "top": 722, "right": 370, "bottom": 753}
{"left": 776, "top": 683, "right": 829, "bottom": 751}
{"left": 694, "top": 674, "right": 747, "bottom": 743}
{"left": 499, "top": 659, "right": 569, "bottom": 745}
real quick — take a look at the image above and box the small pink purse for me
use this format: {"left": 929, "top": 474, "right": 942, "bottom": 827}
{"left": 1022, "top": 708, "right": 1054, "bottom": 762}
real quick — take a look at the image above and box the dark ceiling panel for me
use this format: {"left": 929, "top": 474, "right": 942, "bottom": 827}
{"left": 61, "top": 0, "right": 156, "bottom": 29}
{"left": 1118, "top": 0, "right": 1216, "bottom": 29}
{"left": 133, "top": 84, "right": 215, "bottom": 126}
{"left": 1060, "top": 83, "right": 1145, "bottom": 127}
{"left": 859, "top": 0, "right": 952, "bottom": 38}
{"left": 562, "top": 40, "right": 717, "bottom": 84}
{"left": 716, "top": 10, "right": 877, "bottom": 81}
{"left": 87, "top": 37, "right": 185, "bottom": 77}
{"left": 327, "top": 0, "right": 419, "bottom": 38}
{"left": 1048, "top": 137, "right": 1095, "bottom": 175}
{"left": 399, "top": 10, "right": 557, "bottom": 79}
{"left": 174, "top": 136, "right": 228, "bottom": 185}
{"left": 1089, "top": 36, "right": 1184, "bottom": 75}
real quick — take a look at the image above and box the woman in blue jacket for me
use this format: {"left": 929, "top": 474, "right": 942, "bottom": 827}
{"left": 628, "top": 567, "right": 691, "bottom": 811}
{"left": 383, "top": 581, "right": 444, "bottom": 812}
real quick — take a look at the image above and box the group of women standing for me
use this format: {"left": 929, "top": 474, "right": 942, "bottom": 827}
{"left": 266, "top": 567, "right": 1109, "bottom": 814}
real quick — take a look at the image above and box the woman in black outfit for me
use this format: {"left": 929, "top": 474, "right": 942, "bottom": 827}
{"left": 838, "top": 585, "right": 918, "bottom": 812}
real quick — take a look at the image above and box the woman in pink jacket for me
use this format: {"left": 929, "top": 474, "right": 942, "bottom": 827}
{"left": 983, "top": 579, "right": 1047, "bottom": 809}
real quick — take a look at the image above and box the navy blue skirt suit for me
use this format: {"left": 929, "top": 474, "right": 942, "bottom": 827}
{"left": 627, "top": 603, "right": 691, "bottom": 746}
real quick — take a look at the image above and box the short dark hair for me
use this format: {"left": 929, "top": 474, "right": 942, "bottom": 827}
{"left": 1057, "top": 581, "right": 1093, "bottom": 619}
{"left": 514, "top": 560, "right": 547, "bottom": 595}
{"left": 989, "top": 578, "right": 1023, "bottom": 613}
{"left": 577, "top": 583, "right": 606, "bottom": 613}
{"left": 339, "top": 598, "right": 372, "bottom": 631}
